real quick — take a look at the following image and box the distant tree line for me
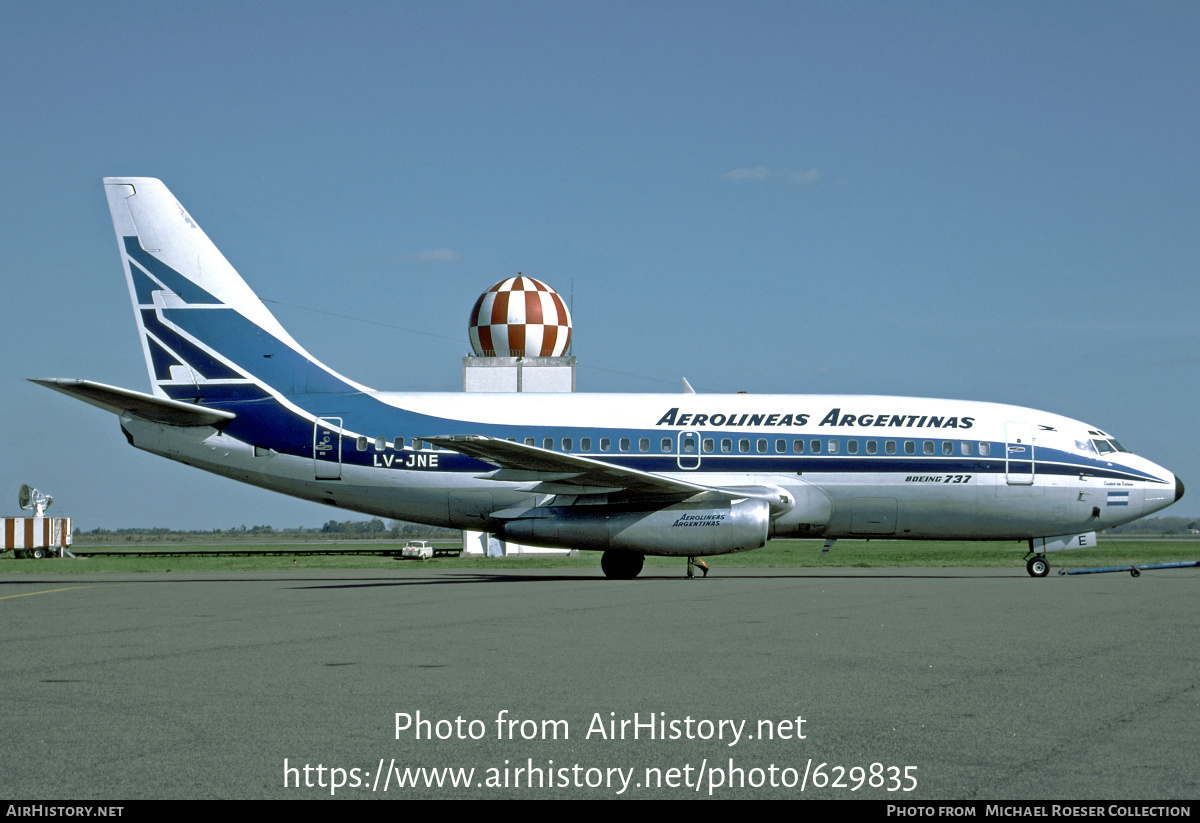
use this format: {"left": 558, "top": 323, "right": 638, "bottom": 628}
{"left": 77, "top": 524, "right": 280, "bottom": 535}
{"left": 319, "top": 518, "right": 458, "bottom": 539}
{"left": 73, "top": 519, "right": 459, "bottom": 542}
{"left": 1105, "top": 516, "right": 1200, "bottom": 536}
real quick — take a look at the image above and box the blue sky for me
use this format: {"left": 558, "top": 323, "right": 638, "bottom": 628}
{"left": 2, "top": 1, "right": 1197, "bottom": 529}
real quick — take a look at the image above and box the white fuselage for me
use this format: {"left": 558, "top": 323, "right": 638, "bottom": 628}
{"left": 118, "top": 390, "right": 1179, "bottom": 551}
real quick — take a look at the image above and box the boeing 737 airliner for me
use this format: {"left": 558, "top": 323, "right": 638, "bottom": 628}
{"left": 34, "top": 178, "right": 1184, "bottom": 578}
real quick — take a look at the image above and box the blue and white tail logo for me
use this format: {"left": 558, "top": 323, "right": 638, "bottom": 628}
{"left": 103, "top": 178, "right": 365, "bottom": 403}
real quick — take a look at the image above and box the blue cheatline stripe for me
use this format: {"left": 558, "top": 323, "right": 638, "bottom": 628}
{"left": 123, "top": 237, "right": 221, "bottom": 305}
{"left": 149, "top": 373, "right": 1169, "bottom": 487}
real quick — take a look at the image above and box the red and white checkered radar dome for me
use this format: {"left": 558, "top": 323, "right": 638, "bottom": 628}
{"left": 469, "top": 276, "right": 572, "bottom": 357}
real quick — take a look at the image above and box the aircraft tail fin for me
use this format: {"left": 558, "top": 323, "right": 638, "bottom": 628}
{"left": 102, "top": 177, "right": 365, "bottom": 403}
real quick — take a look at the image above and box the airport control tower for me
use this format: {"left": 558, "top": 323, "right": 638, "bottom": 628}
{"left": 462, "top": 275, "right": 576, "bottom": 392}
{"left": 461, "top": 275, "right": 576, "bottom": 556}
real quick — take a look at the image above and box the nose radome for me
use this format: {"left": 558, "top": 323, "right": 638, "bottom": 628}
{"left": 1176, "top": 475, "right": 1185, "bottom": 502}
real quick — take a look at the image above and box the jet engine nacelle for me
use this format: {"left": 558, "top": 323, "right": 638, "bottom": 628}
{"left": 498, "top": 498, "right": 770, "bottom": 556}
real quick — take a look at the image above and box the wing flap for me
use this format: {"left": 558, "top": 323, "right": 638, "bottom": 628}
{"left": 423, "top": 434, "right": 729, "bottom": 497}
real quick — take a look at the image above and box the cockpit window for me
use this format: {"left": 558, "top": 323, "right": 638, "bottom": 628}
{"left": 1092, "top": 439, "right": 1115, "bottom": 455}
{"left": 1108, "top": 439, "right": 1128, "bottom": 453}
{"left": 1076, "top": 440, "right": 1097, "bottom": 454}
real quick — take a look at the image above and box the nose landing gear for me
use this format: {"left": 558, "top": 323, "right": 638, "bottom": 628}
{"left": 1026, "top": 555, "right": 1049, "bottom": 577}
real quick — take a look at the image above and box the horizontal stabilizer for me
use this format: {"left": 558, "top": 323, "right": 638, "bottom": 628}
{"left": 30, "top": 379, "right": 235, "bottom": 427}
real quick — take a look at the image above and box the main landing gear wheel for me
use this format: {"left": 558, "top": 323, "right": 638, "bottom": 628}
{"left": 1027, "top": 556, "right": 1049, "bottom": 578}
{"left": 601, "top": 551, "right": 644, "bottom": 580}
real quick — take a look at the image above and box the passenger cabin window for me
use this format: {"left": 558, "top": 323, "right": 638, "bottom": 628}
{"left": 923, "top": 441, "right": 935, "bottom": 455}
{"left": 600, "top": 438, "right": 611, "bottom": 452}
{"left": 721, "top": 438, "right": 732, "bottom": 453}
{"left": 961, "top": 441, "right": 972, "bottom": 456}
{"left": 847, "top": 440, "right": 858, "bottom": 455}
{"left": 793, "top": 439, "right": 804, "bottom": 454}
{"left": 524, "top": 437, "right": 535, "bottom": 446}
{"left": 757, "top": 439, "right": 768, "bottom": 454}
{"left": 661, "top": 438, "right": 672, "bottom": 453}
{"left": 904, "top": 441, "right": 915, "bottom": 455}
{"left": 619, "top": 438, "right": 630, "bottom": 452}
{"left": 739, "top": 439, "right": 750, "bottom": 453}
{"left": 356, "top": 436, "right": 368, "bottom": 452}
{"left": 776, "top": 439, "right": 787, "bottom": 453}
{"left": 375, "top": 437, "right": 385, "bottom": 452}
{"left": 885, "top": 440, "right": 896, "bottom": 455}
{"left": 562, "top": 437, "right": 573, "bottom": 451}
{"left": 580, "top": 437, "right": 591, "bottom": 451}
{"left": 393, "top": 437, "right": 405, "bottom": 450}
{"left": 979, "top": 442, "right": 991, "bottom": 456}
{"left": 639, "top": 438, "right": 650, "bottom": 452}
{"left": 828, "top": 440, "right": 840, "bottom": 455}
{"left": 702, "top": 439, "right": 714, "bottom": 453}
{"left": 810, "top": 440, "right": 821, "bottom": 454}
{"left": 942, "top": 441, "right": 953, "bottom": 455}
{"left": 866, "top": 440, "right": 877, "bottom": 455}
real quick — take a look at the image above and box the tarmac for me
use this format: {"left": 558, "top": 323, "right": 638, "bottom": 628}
{"left": 2, "top": 567, "right": 1197, "bottom": 799}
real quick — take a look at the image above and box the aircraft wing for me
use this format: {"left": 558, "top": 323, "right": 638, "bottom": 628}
{"left": 422, "top": 434, "right": 727, "bottom": 497}
{"left": 30, "top": 378, "right": 236, "bottom": 428}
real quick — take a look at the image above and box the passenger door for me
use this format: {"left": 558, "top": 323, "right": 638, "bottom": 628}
{"left": 1004, "top": 421, "right": 1034, "bottom": 485}
{"left": 314, "top": 417, "right": 343, "bottom": 480}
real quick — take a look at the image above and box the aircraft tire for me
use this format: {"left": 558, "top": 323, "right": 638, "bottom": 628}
{"left": 1026, "top": 556, "right": 1049, "bottom": 578}
{"left": 601, "top": 550, "right": 644, "bottom": 580}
